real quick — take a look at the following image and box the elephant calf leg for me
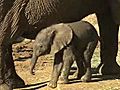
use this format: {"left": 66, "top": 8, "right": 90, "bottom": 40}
{"left": 81, "top": 60, "right": 91, "bottom": 82}
{"left": 81, "top": 41, "right": 97, "bottom": 82}
{"left": 48, "top": 63, "right": 63, "bottom": 88}
{"left": 74, "top": 59, "right": 85, "bottom": 79}
{"left": 59, "top": 57, "right": 74, "bottom": 84}
{"left": 59, "top": 46, "right": 76, "bottom": 84}
{"left": 48, "top": 51, "right": 63, "bottom": 88}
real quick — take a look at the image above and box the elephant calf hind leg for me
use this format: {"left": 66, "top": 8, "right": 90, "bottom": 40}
{"left": 81, "top": 41, "right": 97, "bottom": 82}
{"left": 74, "top": 59, "right": 85, "bottom": 79}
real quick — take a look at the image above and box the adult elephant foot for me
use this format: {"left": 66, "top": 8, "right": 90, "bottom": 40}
{"left": 99, "top": 61, "right": 120, "bottom": 75}
{"left": 5, "top": 74, "right": 25, "bottom": 89}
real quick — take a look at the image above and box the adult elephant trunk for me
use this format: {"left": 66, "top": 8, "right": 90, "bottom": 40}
{"left": 110, "top": 0, "right": 120, "bottom": 24}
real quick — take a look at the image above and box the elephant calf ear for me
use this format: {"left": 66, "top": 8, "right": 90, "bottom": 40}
{"left": 50, "top": 23, "right": 73, "bottom": 55}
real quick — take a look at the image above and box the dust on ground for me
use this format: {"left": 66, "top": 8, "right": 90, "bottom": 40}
{"left": 13, "top": 14, "right": 120, "bottom": 90}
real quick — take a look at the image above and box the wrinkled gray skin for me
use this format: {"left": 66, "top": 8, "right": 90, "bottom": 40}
{"left": 0, "top": 0, "right": 120, "bottom": 89}
{"left": 30, "top": 21, "right": 98, "bottom": 88}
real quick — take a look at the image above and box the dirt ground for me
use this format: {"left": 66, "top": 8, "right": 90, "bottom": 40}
{"left": 13, "top": 14, "right": 120, "bottom": 90}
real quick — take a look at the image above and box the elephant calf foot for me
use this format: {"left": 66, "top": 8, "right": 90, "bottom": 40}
{"left": 81, "top": 74, "right": 91, "bottom": 82}
{"left": 48, "top": 81, "right": 57, "bottom": 88}
{"left": 58, "top": 76, "right": 69, "bottom": 84}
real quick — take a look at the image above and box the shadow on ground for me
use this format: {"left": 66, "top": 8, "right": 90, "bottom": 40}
{"left": 16, "top": 69, "right": 120, "bottom": 90}
{"left": 14, "top": 81, "right": 49, "bottom": 90}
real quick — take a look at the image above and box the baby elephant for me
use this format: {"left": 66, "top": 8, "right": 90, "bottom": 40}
{"left": 30, "top": 21, "right": 98, "bottom": 88}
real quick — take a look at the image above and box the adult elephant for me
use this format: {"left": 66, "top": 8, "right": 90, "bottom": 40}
{"left": 0, "top": 0, "right": 120, "bottom": 89}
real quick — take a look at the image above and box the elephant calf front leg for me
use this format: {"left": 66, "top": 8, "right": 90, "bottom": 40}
{"left": 59, "top": 57, "right": 74, "bottom": 84}
{"left": 48, "top": 52, "right": 63, "bottom": 88}
{"left": 48, "top": 62, "right": 63, "bottom": 88}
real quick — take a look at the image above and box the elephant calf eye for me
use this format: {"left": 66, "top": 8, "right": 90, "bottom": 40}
{"left": 40, "top": 45, "right": 43, "bottom": 48}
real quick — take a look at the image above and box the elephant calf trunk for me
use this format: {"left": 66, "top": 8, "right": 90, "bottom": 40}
{"left": 30, "top": 56, "right": 38, "bottom": 75}
{"left": 30, "top": 65, "right": 35, "bottom": 75}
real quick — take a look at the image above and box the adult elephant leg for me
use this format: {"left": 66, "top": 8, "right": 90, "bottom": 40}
{"left": 4, "top": 44, "right": 25, "bottom": 88}
{"left": 0, "top": 0, "right": 27, "bottom": 89}
{"left": 0, "top": 28, "right": 25, "bottom": 89}
{"left": 0, "top": 0, "right": 15, "bottom": 81}
{"left": 96, "top": 10, "right": 120, "bottom": 75}
{"left": 1, "top": 0, "right": 30, "bottom": 88}
{"left": 0, "top": 10, "right": 27, "bottom": 89}
{"left": 0, "top": 36, "right": 6, "bottom": 89}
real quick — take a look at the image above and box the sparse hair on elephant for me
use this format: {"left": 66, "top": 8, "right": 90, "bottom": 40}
{"left": 30, "top": 21, "right": 98, "bottom": 88}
